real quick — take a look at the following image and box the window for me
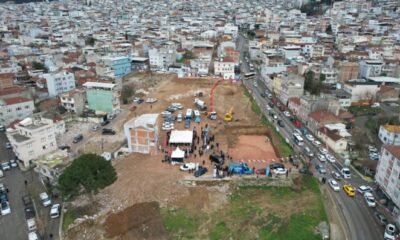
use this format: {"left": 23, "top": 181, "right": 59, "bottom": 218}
{"left": 27, "top": 144, "right": 32, "bottom": 148}
{"left": 25, "top": 105, "right": 30, "bottom": 109}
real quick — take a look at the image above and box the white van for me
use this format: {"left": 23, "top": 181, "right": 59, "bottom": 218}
{"left": 185, "top": 109, "right": 193, "bottom": 119}
{"left": 341, "top": 168, "right": 351, "bottom": 179}
{"left": 177, "top": 112, "right": 183, "bottom": 122}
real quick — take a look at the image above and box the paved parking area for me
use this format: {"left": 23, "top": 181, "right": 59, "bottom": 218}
{"left": 0, "top": 132, "right": 60, "bottom": 240}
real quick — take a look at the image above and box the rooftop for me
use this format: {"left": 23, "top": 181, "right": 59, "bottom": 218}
{"left": 83, "top": 82, "right": 116, "bottom": 89}
{"left": 125, "top": 114, "right": 159, "bottom": 129}
{"left": 384, "top": 145, "right": 400, "bottom": 160}
{"left": 1, "top": 96, "right": 32, "bottom": 105}
{"left": 383, "top": 124, "right": 400, "bottom": 133}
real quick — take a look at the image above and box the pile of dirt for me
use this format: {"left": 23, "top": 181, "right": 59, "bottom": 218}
{"left": 104, "top": 201, "right": 167, "bottom": 240}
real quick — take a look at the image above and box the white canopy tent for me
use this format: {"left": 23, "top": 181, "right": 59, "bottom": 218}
{"left": 169, "top": 130, "right": 193, "bottom": 145}
{"left": 171, "top": 147, "right": 185, "bottom": 159}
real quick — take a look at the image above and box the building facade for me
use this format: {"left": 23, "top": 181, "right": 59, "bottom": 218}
{"left": 214, "top": 57, "right": 235, "bottom": 79}
{"left": 124, "top": 114, "right": 159, "bottom": 154}
{"left": 0, "top": 96, "right": 34, "bottom": 125}
{"left": 43, "top": 71, "right": 76, "bottom": 97}
{"left": 83, "top": 82, "right": 120, "bottom": 114}
{"left": 375, "top": 145, "right": 400, "bottom": 226}
{"left": 379, "top": 125, "right": 400, "bottom": 146}
{"left": 6, "top": 117, "right": 58, "bottom": 167}
{"left": 59, "top": 89, "right": 85, "bottom": 115}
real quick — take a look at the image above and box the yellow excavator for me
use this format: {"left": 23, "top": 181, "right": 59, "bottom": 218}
{"left": 224, "top": 106, "right": 234, "bottom": 122}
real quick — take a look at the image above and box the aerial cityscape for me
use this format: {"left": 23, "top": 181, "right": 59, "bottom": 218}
{"left": 0, "top": 0, "right": 400, "bottom": 239}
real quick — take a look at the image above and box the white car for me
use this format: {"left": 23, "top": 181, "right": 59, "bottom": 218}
{"left": 313, "top": 140, "right": 321, "bottom": 146}
{"left": 27, "top": 218, "right": 36, "bottom": 231}
{"left": 171, "top": 103, "right": 183, "bottom": 110}
{"left": 28, "top": 232, "right": 39, "bottom": 240}
{"left": 0, "top": 170, "right": 3, "bottom": 178}
{"left": 357, "top": 185, "right": 373, "bottom": 194}
{"left": 273, "top": 115, "right": 278, "bottom": 120}
{"left": 1, "top": 201, "right": 11, "bottom": 215}
{"left": 50, "top": 204, "right": 61, "bottom": 218}
{"left": 283, "top": 111, "right": 291, "bottom": 117}
{"left": 91, "top": 125, "right": 99, "bottom": 131}
{"left": 161, "top": 111, "right": 172, "bottom": 116}
{"left": 319, "top": 148, "right": 328, "bottom": 155}
{"left": 180, "top": 163, "right": 198, "bottom": 171}
{"left": 162, "top": 123, "right": 174, "bottom": 131}
{"left": 328, "top": 179, "right": 340, "bottom": 192}
{"left": 39, "top": 192, "right": 51, "bottom": 207}
{"left": 364, "top": 192, "right": 376, "bottom": 207}
{"left": 325, "top": 154, "right": 336, "bottom": 163}
{"left": 266, "top": 106, "right": 272, "bottom": 111}
{"left": 305, "top": 134, "right": 314, "bottom": 141}
{"left": 317, "top": 154, "right": 326, "bottom": 162}
{"left": 273, "top": 168, "right": 288, "bottom": 175}
{"left": 384, "top": 224, "right": 397, "bottom": 240}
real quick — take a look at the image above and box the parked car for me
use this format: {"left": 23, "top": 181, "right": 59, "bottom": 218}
{"left": 266, "top": 106, "right": 272, "bottom": 111}
{"left": 269, "top": 163, "right": 285, "bottom": 170}
{"left": 364, "top": 192, "right": 376, "bottom": 207}
{"left": 28, "top": 232, "right": 38, "bottom": 240}
{"left": 277, "top": 120, "right": 284, "bottom": 128}
{"left": 331, "top": 171, "right": 342, "bottom": 180}
{"left": 305, "top": 134, "right": 314, "bottom": 141}
{"left": 312, "top": 139, "right": 321, "bottom": 146}
{"left": 59, "top": 145, "right": 71, "bottom": 151}
{"left": 209, "top": 154, "right": 224, "bottom": 165}
{"left": 1, "top": 201, "right": 11, "bottom": 215}
{"left": 283, "top": 111, "right": 291, "bottom": 117}
{"left": 194, "top": 166, "right": 208, "bottom": 177}
{"left": 180, "top": 163, "right": 198, "bottom": 171}
{"left": 319, "top": 148, "right": 328, "bottom": 155}
{"left": 317, "top": 154, "right": 326, "bottom": 162}
{"left": 304, "top": 147, "right": 314, "bottom": 157}
{"left": 8, "top": 159, "right": 17, "bottom": 168}
{"left": 260, "top": 93, "right": 266, "bottom": 98}
{"left": 73, "top": 134, "right": 83, "bottom": 143}
{"left": 5, "top": 142, "right": 12, "bottom": 149}
{"left": 357, "top": 185, "right": 373, "bottom": 194}
{"left": 162, "top": 122, "right": 174, "bottom": 131}
{"left": 384, "top": 224, "right": 397, "bottom": 240}
{"left": 0, "top": 190, "right": 8, "bottom": 203}
{"left": 315, "top": 164, "right": 326, "bottom": 174}
{"left": 328, "top": 179, "right": 340, "bottom": 192}
{"left": 50, "top": 204, "right": 61, "bottom": 218}
{"left": 343, "top": 185, "right": 356, "bottom": 197}
{"left": 39, "top": 192, "right": 51, "bottom": 207}
{"left": 0, "top": 170, "right": 3, "bottom": 178}
{"left": 374, "top": 211, "right": 388, "bottom": 226}
{"left": 177, "top": 112, "right": 183, "bottom": 122}
{"left": 102, "top": 128, "right": 116, "bottom": 135}
{"left": 0, "top": 183, "right": 5, "bottom": 192}
{"left": 273, "top": 168, "right": 287, "bottom": 175}
{"left": 1, "top": 162, "right": 10, "bottom": 171}
{"left": 184, "top": 119, "right": 191, "bottom": 129}
{"left": 325, "top": 154, "right": 336, "bottom": 163}
{"left": 92, "top": 125, "right": 99, "bottom": 131}
{"left": 166, "top": 106, "right": 176, "bottom": 113}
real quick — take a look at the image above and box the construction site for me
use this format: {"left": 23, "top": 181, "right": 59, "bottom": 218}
{"left": 63, "top": 73, "right": 322, "bottom": 240}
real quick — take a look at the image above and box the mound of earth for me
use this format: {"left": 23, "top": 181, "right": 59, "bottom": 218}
{"left": 104, "top": 201, "right": 167, "bottom": 240}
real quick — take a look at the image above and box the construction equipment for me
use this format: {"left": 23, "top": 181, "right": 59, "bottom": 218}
{"left": 224, "top": 106, "right": 234, "bottom": 122}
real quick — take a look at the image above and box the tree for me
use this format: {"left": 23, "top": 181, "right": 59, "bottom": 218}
{"left": 247, "top": 30, "right": 256, "bottom": 39}
{"left": 32, "top": 61, "right": 46, "bottom": 71}
{"left": 85, "top": 36, "right": 96, "bottom": 46}
{"left": 121, "top": 85, "right": 135, "bottom": 104}
{"left": 319, "top": 73, "right": 326, "bottom": 82}
{"left": 58, "top": 154, "right": 117, "bottom": 199}
{"left": 304, "top": 71, "right": 322, "bottom": 95}
{"left": 326, "top": 24, "right": 332, "bottom": 34}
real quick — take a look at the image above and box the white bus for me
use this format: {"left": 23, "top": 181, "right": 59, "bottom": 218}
{"left": 293, "top": 133, "right": 304, "bottom": 146}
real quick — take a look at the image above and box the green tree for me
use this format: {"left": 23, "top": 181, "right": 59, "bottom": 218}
{"left": 121, "top": 85, "right": 135, "bottom": 104}
{"left": 85, "top": 36, "right": 96, "bottom": 46}
{"left": 304, "top": 71, "right": 322, "bottom": 95}
{"left": 58, "top": 154, "right": 117, "bottom": 199}
{"left": 319, "top": 73, "right": 326, "bottom": 82}
{"left": 247, "top": 30, "right": 256, "bottom": 39}
{"left": 32, "top": 61, "right": 46, "bottom": 70}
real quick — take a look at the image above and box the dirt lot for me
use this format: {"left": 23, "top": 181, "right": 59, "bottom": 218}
{"left": 65, "top": 74, "right": 281, "bottom": 239}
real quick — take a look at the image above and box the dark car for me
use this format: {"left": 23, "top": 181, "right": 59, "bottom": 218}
{"left": 73, "top": 134, "right": 83, "bottom": 143}
{"left": 25, "top": 206, "right": 36, "bottom": 219}
{"left": 289, "top": 155, "right": 300, "bottom": 167}
{"left": 137, "top": 99, "right": 144, "bottom": 104}
{"left": 100, "top": 120, "right": 110, "bottom": 126}
{"left": 269, "top": 163, "right": 285, "bottom": 170}
{"left": 184, "top": 119, "right": 191, "bottom": 129}
{"left": 268, "top": 102, "right": 274, "bottom": 108}
{"left": 277, "top": 120, "right": 284, "bottom": 128}
{"left": 0, "top": 191, "right": 8, "bottom": 203}
{"left": 22, "top": 195, "right": 32, "bottom": 207}
{"left": 209, "top": 154, "right": 224, "bottom": 165}
{"left": 102, "top": 128, "right": 116, "bottom": 135}
{"left": 194, "top": 166, "right": 208, "bottom": 177}
{"left": 374, "top": 211, "right": 388, "bottom": 226}
{"left": 260, "top": 93, "right": 266, "bottom": 98}
{"left": 59, "top": 145, "right": 71, "bottom": 151}
{"left": 166, "top": 107, "right": 176, "bottom": 113}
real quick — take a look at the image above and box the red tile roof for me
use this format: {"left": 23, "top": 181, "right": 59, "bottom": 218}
{"left": 309, "top": 110, "right": 341, "bottom": 123}
{"left": 3, "top": 96, "right": 32, "bottom": 105}
{"left": 0, "top": 86, "right": 27, "bottom": 96}
{"left": 289, "top": 97, "right": 300, "bottom": 105}
{"left": 384, "top": 145, "right": 400, "bottom": 160}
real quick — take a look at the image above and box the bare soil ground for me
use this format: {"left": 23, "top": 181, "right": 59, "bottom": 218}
{"left": 65, "top": 74, "right": 280, "bottom": 240}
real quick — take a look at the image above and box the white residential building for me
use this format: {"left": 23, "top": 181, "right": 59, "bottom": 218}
{"left": 6, "top": 117, "right": 58, "bottom": 168}
{"left": 214, "top": 57, "right": 235, "bottom": 79}
{"left": 123, "top": 114, "right": 159, "bottom": 154}
{"left": 148, "top": 46, "right": 176, "bottom": 71}
{"left": 0, "top": 97, "right": 34, "bottom": 125}
{"left": 359, "top": 59, "right": 383, "bottom": 78}
{"left": 343, "top": 82, "right": 380, "bottom": 103}
{"left": 321, "top": 68, "right": 338, "bottom": 84}
{"left": 43, "top": 71, "right": 76, "bottom": 97}
{"left": 379, "top": 125, "right": 400, "bottom": 146}
{"left": 375, "top": 145, "right": 400, "bottom": 226}
{"left": 59, "top": 90, "right": 85, "bottom": 115}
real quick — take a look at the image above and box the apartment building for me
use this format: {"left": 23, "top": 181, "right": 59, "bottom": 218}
{"left": 375, "top": 145, "right": 400, "bottom": 226}
{"left": 0, "top": 73, "right": 14, "bottom": 89}
{"left": 97, "top": 56, "right": 132, "bottom": 78}
{"left": 379, "top": 125, "right": 400, "bottom": 146}
{"left": 0, "top": 96, "right": 34, "bottom": 125}
{"left": 59, "top": 89, "right": 85, "bottom": 115}
{"left": 338, "top": 62, "right": 359, "bottom": 82}
{"left": 214, "top": 57, "right": 235, "bottom": 79}
{"left": 6, "top": 117, "right": 58, "bottom": 168}
{"left": 124, "top": 114, "right": 159, "bottom": 154}
{"left": 359, "top": 59, "right": 383, "bottom": 78}
{"left": 43, "top": 71, "right": 76, "bottom": 97}
{"left": 83, "top": 82, "right": 120, "bottom": 114}
{"left": 148, "top": 46, "right": 176, "bottom": 71}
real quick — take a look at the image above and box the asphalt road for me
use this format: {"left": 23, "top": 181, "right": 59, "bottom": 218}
{"left": 237, "top": 33, "right": 384, "bottom": 240}
{"left": 0, "top": 132, "right": 60, "bottom": 240}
